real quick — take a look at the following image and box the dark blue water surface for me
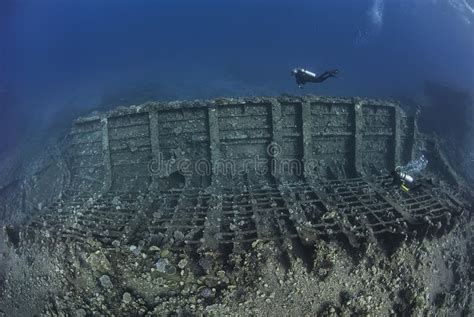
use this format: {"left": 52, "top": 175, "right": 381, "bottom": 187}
{"left": 1, "top": 0, "right": 473, "bottom": 153}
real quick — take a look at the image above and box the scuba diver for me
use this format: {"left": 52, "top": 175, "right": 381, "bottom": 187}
{"left": 291, "top": 68, "right": 339, "bottom": 88}
{"left": 392, "top": 167, "right": 416, "bottom": 192}
{"left": 391, "top": 166, "right": 433, "bottom": 192}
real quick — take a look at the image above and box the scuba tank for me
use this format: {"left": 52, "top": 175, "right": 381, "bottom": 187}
{"left": 394, "top": 166, "right": 414, "bottom": 192}
{"left": 300, "top": 69, "right": 316, "bottom": 78}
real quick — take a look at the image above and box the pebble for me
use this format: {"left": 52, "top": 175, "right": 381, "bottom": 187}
{"left": 122, "top": 292, "right": 132, "bottom": 304}
{"left": 155, "top": 259, "right": 169, "bottom": 273}
{"left": 96, "top": 294, "right": 104, "bottom": 303}
{"left": 178, "top": 259, "right": 188, "bottom": 269}
{"left": 111, "top": 197, "right": 121, "bottom": 206}
{"left": 155, "top": 258, "right": 176, "bottom": 274}
{"left": 129, "top": 245, "right": 140, "bottom": 257}
{"left": 74, "top": 309, "right": 87, "bottom": 317}
{"left": 199, "top": 287, "right": 213, "bottom": 298}
{"left": 99, "top": 275, "right": 113, "bottom": 289}
{"left": 174, "top": 231, "right": 185, "bottom": 241}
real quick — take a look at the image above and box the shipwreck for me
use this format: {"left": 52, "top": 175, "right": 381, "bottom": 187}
{"left": 10, "top": 95, "right": 467, "bottom": 254}
{"left": 1, "top": 95, "right": 472, "bottom": 316}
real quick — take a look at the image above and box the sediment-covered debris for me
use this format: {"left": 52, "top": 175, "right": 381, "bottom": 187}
{"left": 1, "top": 216, "right": 471, "bottom": 316}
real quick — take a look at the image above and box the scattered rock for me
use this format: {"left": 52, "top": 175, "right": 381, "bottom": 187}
{"left": 198, "top": 257, "right": 212, "bottom": 272}
{"left": 99, "top": 275, "right": 113, "bottom": 289}
{"left": 150, "top": 233, "right": 165, "bottom": 246}
{"left": 178, "top": 259, "right": 188, "bottom": 269}
{"left": 174, "top": 230, "right": 185, "bottom": 241}
{"left": 155, "top": 259, "right": 176, "bottom": 275}
{"left": 74, "top": 309, "right": 87, "bottom": 317}
{"left": 216, "top": 270, "right": 226, "bottom": 279}
{"left": 86, "top": 251, "right": 111, "bottom": 273}
{"left": 199, "top": 287, "right": 213, "bottom": 298}
{"left": 129, "top": 245, "right": 140, "bottom": 257}
{"left": 111, "top": 197, "right": 121, "bottom": 206}
{"left": 122, "top": 292, "right": 132, "bottom": 304}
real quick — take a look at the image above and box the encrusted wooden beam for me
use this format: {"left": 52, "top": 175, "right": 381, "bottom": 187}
{"left": 270, "top": 99, "right": 283, "bottom": 180}
{"left": 148, "top": 110, "right": 160, "bottom": 189}
{"left": 301, "top": 100, "right": 313, "bottom": 179}
{"left": 411, "top": 113, "right": 419, "bottom": 161}
{"left": 101, "top": 117, "right": 112, "bottom": 192}
{"left": 208, "top": 106, "right": 221, "bottom": 187}
{"left": 353, "top": 98, "right": 363, "bottom": 175}
{"left": 393, "top": 106, "right": 401, "bottom": 169}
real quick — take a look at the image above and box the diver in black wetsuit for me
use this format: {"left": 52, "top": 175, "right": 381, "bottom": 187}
{"left": 291, "top": 68, "right": 339, "bottom": 88}
{"left": 391, "top": 167, "right": 416, "bottom": 192}
{"left": 390, "top": 166, "right": 433, "bottom": 192}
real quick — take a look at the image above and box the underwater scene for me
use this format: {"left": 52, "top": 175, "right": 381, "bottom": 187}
{"left": 0, "top": 0, "right": 473, "bottom": 316}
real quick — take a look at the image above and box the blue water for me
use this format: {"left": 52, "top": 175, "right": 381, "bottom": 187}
{"left": 1, "top": 0, "right": 473, "bottom": 153}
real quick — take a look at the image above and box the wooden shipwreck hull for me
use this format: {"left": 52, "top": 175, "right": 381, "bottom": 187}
{"left": 22, "top": 95, "right": 469, "bottom": 251}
